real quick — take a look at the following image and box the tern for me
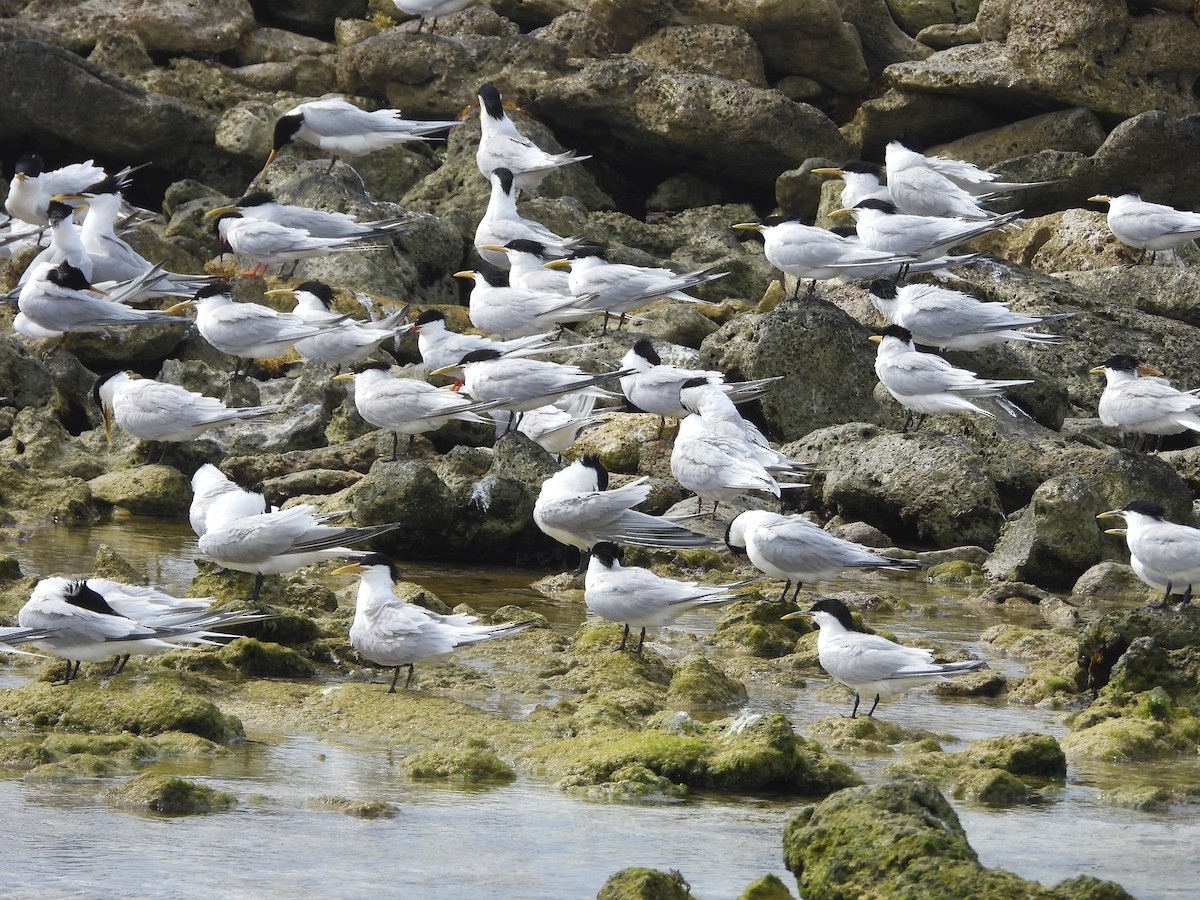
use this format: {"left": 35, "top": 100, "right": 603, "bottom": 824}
{"left": 733, "top": 217, "right": 919, "bottom": 298}
{"left": 475, "top": 83, "right": 590, "bottom": 193}
{"left": 6, "top": 154, "right": 109, "bottom": 225}
{"left": 432, "top": 348, "right": 630, "bottom": 414}
{"left": 474, "top": 167, "right": 584, "bottom": 267}
{"left": 1089, "top": 192, "right": 1200, "bottom": 264}
{"left": 884, "top": 141, "right": 996, "bottom": 220}
{"left": 727, "top": 509, "right": 921, "bottom": 603}
{"left": 839, "top": 199, "right": 1020, "bottom": 264}
{"left": 18, "top": 576, "right": 270, "bottom": 682}
{"left": 454, "top": 263, "right": 594, "bottom": 339}
{"left": 811, "top": 162, "right": 892, "bottom": 209}
{"left": 190, "top": 464, "right": 267, "bottom": 538}
{"left": 18, "top": 261, "right": 183, "bottom": 337}
{"left": 584, "top": 542, "right": 758, "bottom": 653}
{"left": 96, "top": 371, "right": 282, "bottom": 457}
{"left": 1089, "top": 355, "right": 1200, "bottom": 452}
{"left": 871, "top": 324, "right": 1031, "bottom": 429}
{"left": 477, "top": 239, "right": 572, "bottom": 294}
{"left": 489, "top": 393, "right": 605, "bottom": 459}
{"left": 533, "top": 456, "right": 717, "bottom": 568}
{"left": 207, "top": 191, "right": 413, "bottom": 240}
{"left": 392, "top": 0, "right": 479, "bottom": 30}
{"left": 335, "top": 364, "right": 514, "bottom": 460}
{"left": 266, "top": 281, "right": 411, "bottom": 369}
{"left": 868, "top": 279, "right": 1072, "bottom": 351}
{"left": 782, "top": 596, "right": 986, "bottom": 717}
{"left": 198, "top": 496, "right": 403, "bottom": 603}
{"left": 1097, "top": 500, "right": 1200, "bottom": 606}
{"left": 263, "top": 96, "right": 459, "bottom": 176}
{"left": 411, "top": 308, "right": 558, "bottom": 371}
{"left": 335, "top": 554, "right": 533, "bottom": 691}
{"left": 670, "top": 413, "right": 785, "bottom": 515}
{"left": 214, "top": 212, "right": 382, "bottom": 277}
{"left": 921, "top": 151, "right": 1059, "bottom": 197}
{"left": 170, "top": 283, "right": 350, "bottom": 377}
{"left": 544, "top": 246, "right": 726, "bottom": 331}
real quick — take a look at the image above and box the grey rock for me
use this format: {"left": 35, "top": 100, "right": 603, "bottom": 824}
{"left": 630, "top": 25, "right": 767, "bottom": 87}
{"left": 0, "top": 336, "right": 52, "bottom": 411}
{"left": 1072, "top": 560, "right": 1145, "bottom": 600}
{"left": 843, "top": 0, "right": 935, "bottom": 71}
{"left": 529, "top": 11, "right": 615, "bottom": 59}
{"left": 24, "top": 0, "right": 255, "bottom": 55}
{"left": 841, "top": 88, "right": 1007, "bottom": 158}
{"left": 885, "top": 0, "right": 982, "bottom": 34}
{"left": 256, "top": 0, "right": 367, "bottom": 33}
{"left": 349, "top": 459, "right": 456, "bottom": 552}
{"left": 927, "top": 107, "right": 1106, "bottom": 170}
{"left": 88, "top": 465, "right": 191, "bottom": 517}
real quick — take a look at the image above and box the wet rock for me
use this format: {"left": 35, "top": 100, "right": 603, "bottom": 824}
{"left": 886, "top": 2, "right": 1200, "bottom": 120}
{"left": 104, "top": 773, "right": 236, "bottom": 814}
{"left": 926, "top": 559, "right": 987, "bottom": 586}
{"left": 713, "top": 597, "right": 810, "bottom": 658}
{"left": 308, "top": 795, "right": 397, "bottom": 818}
{"left": 0, "top": 336, "right": 52, "bottom": 411}
{"left": 597, "top": 868, "right": 692, "bottom": 900}
{"left": 701, "top": 303, "right": 881, "bottom": 442}
{"left": 665, "top": 656, "right": 748, "bottom": 709}
{"left": 1064, "top": 682, "right": 1200, "bottom": 761}
{"left": 951, "top": 768, "right": 1030, "bottom": 805}
{"left": 886, "top": 731, "right": 1067, "bottom": 784}
{"left": 400, "top": 746, "right": 517, "bottom": 782}
{"left": 1074, "top": 607, "right": 1200, "bottom": 693}
{"left": 347, "top": 459, "right": 455, "bottom": 553}
{"left": 808, "top": 715, "right": 942, "bottom": 754}
{"left": 783, "top": 775, "right": 1132, "bottom": 898}
{"left": 0, "top": 460, "right": 93, "bottom": 523}
{"left": 217, "top": 637, "right": 316, "bottom": 678}
{"left": 88, "top": 465, "right": 191, "bottom": 517}
{"left": 630, "top": 25, "right": 767, "bottom": 87}
{"left": 738, "top": 874, "right": 796, "bottom": 900}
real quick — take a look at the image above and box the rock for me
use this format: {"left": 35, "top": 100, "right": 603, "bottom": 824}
{"left": 0, "top": 336, "right": 52, "bottom": 411}
{"left": 1072, "top": 561, "right": 1145, "bottom": 601}
{"left": 216, "top": 637, "right": 316, "bottom": 678}
{"left": 886, "top": 0, "right": 982, "bottom": 34}
{"left": 738, "top": 873, "right": 796, "bottom": 900}
{"left": 597, "top": 868, "right": 693, "bottom": 900}
{"left": 256, "top": 0, "right": 366, "bottom": 32}
{"left": 529, "top": 11, "right": 616, "bottom": 59}
{"left": 104, "top": 773, "right": 236, "bottom": 814}
{"left": 308, "top": 795, "right": 397, "bottom": 818}
{"left": 841, "top": 0, "right": 934, "bottom": 71}
{"left": 886, "top": 3, "right": 1200, "bottom": 120}
{"left": 701, "top": 302, "right": 882, "bottom": 442}
{"left": 793, "top": 425, "right": 1005, "bottom": 548}
{"left": 841, "top": 87, "right": 1006, "bottom": 158}
{"left": 783, "top": 775, "right": 1132, "bottom": 898}
{"left": 1074, "top": 605, "right": 1200, "bottom": 692}
{"left": 713, "top": 597, "right": 811, "bottom": 658}
{"left": 88, "top": 465, "right": 191, "bottom": 517}
{"left": 630, "top": 25, "right": 767, "bottom": 87}
{"left": 928, "top": 107, "right": 1106, "bottom": 171}
{"left": 400, "top": 746, "right": 517, "bottom": 782}
{"left": 952, "top": 767, "right": 1029, "bottom": 805}
{"left": 347, "top": 459, "right": 455, "bottom": 553}
{"left": 665, "top": 656, "right": 748, "bottom": 709}
{"left": 1064, "top": 682, "right": 1200, "bottom": 760}
{"left": 24, "top": 0, "right": 255, "bottom": 55}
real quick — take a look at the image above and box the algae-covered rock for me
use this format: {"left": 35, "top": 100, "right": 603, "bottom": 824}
{"left": 104, "top": 773, "right": 236, "bottom": 815}
{"left": 1, "top": 678, "right": 243, "bottom": 743}
{"left": 596, "top": 867, "right": 693, "bottom": 900}
{"left": 400, "top": 747, "right": 516, "bottom": 783}
{"left": 738, "top": 873, "right": 795, "bottom": 900}
{"left": 308, "top": 796, "right": 398, "bottom": 819}
{"left": 886, "top": 733, "right": 1064, "bottom": 806}
{"left": 1064, "top": 674, "right": 1200, "bottom": 761}
{"left": 665, "top": 656, "right": 748, "bottom": 709}
{"left": 783, "top": 775, "right": 1133, "bottom": 899}
{"left": 807, "top": 715, "right": 942, "bottom": 754}
{"left": 557, "top": 763, "right": 689, "bottom": 801}
{"left": 713, "top": 597, "right": 809, "bottom": 658}
{"left": 952, "top": 768, "right": 1031, "bottom": 806}
{"left": 216, "top": 637, "right": 315, "bottom": 678}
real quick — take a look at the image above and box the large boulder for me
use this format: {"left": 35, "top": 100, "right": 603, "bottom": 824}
{"left": 20, "top": 0, "right": 255, "bottom": 55}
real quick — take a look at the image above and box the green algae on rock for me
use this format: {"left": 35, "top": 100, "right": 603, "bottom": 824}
{"left": 713, "top": 597, "right": 810, "bottom": 658}
{"left": 665, "top": 656, "right": 747, "bottom": 709}
{"left": 308, "top": 796, "right": 398, "bottom": 819}
{"left": 783, "top": 775, "right": 1133, "bottom": 900}
{"left": 884, "top": 732, "right": 1067, "bottom": 803}
{"left": 738, "top": 873, "right": 796, "bottom": 900}
{"left": 596, "top": 867, "right": 694, "bottom": 900}
{"left": 104, "top": 773, "right": 237, "bottom": 815}
{"left": 400, "top": 746, "right": 517, "bottom": 783}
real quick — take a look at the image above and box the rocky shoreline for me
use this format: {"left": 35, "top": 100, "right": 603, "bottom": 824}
{"left": 2, "top": 0, "right": 1200, "bottom": 897}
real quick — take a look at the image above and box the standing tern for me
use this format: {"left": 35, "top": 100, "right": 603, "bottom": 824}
{"left": 263, "top": 96, "right": 459, "bottom": 176}
{"left": 190, "top": 464, "right": 267, "bottom": 538}
{"left": 433, "top": 348, "right": 630, "bottom": 414}
{"left": 475, "top": 83, "right": 590, "bottom": 193}
{"left": 97, "top": 371, "right": 282, "bottom": 457}
{"left": 207, "top": 191, "right": 413, "bottom": 240}
{"left": 733, "top": 217, "right": 918, "bottom": 298}
{"left": 884, "top": 141, "right": 996, "bottom": 220}
{"left": 670, "top": 413, "right": 785, "bottom": 515}
{"left": 490, "top": 393, "right": 605, "bottom": 460}
{"left": 335, "top": 364, "right": 514, "bottom": 460}
{"left": 411, "top": 308, "right": 559, "bottom": 371}
{"left": 782, "top": 596, "right": 986, "bottom": 717}
{"left": 1089, "top": 354, "right": 1200, "bottom": 452}
{"left": 1089, "top": 192, "right": 1200, "bottom": 264}
{"left": 727, "top": 509, "right": 921, "bottom": 603}
{"left": 839, "top": 199, "right": 1020, "bottom": 263}
{"left": 868, "top": 279, "right": 1073, "bottom": 351}
{"left": 335, "top": 553, "right": 533, "bottom": 691}
{"left": 533, "top": 456, "right": 718, "bottom": 568}
{"left": 477, "top": 239, "right": 572, "bottom": 294}
{"left": 872, "top": 325, "right": 1032, "bottom": 429}
{"left": 198, "top": 496, "right": 403, "bottom": 603}
{"left": 474, "top": 167, "right": 584, "bottom": 267}
{"left": 18, "top": 576, "right": 270, "bottom": 682}
{"left": 584, "top": 541, "right": 758, "bottom": 653}
{"left": 266, "top": 281, "right": 411, "bottom": 370}
{"left": 1097, "top": 500, "right": 1200, "bottom": 606}
{"left": 454, "top": 263, "right": 594, "bottom": 339}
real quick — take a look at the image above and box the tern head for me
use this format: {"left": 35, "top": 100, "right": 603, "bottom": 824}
{"left": 1088, "top": 355, "right": 1162, "bottom": 377}
{"left": 46, "top": 261, "right": 96, "bottom": 292}
{"left": 294, "top": 281, "right": 335, "bottom": 308}
{"left": 854, "top": 198, "right": 898, "bottom": 215}
{"left": 504, "top": 238, "right": 548, "bottom": 257}
{"left": 334, "top": 552, "right": 399, "bottom": 581}
{"left": 724, "top": 517, "right": 747, "bottom": 555}
{"left": 868, "top": 279, "right": 899, "bottom": 302}
{"left": 632, "top": 339, "right": 661, "bottom": 367}
{"left": 1097, "top": 499, "right": 1168, "bottom": 529}
{"left": 490, "top": 167, "right": 516, "bottom": 196}
{"left": 592, "top": 541, "right": 622, "bottom": 568}
{"left": 580, "top": 454, "right": 609, "bottom": 490}
{"left": 678, "top": 377, "right": 714, "bottom": 414}
{"left": 234, "top": 191, "right": 276, "bottom": 209}
{"left": 478, "top": 83, "right": 505, "bottom": 120}
{"left": 46, "top": 200, "right": 74, "bottom": 227}
{"left": 871, "top": 324, "right": 913, "bottom": 346}
{"left": 805, "top": 596, "right": 859, "bottom": 631}
{"left": 13, "top": 152, "right": 43, "bottom": 180}
{"left": 169, "top": 282, "right": 232, "bottom": 313}
{"left": 63, "top": 578, "right": 123, "bottom": 616}
{"left": 94, "top": 371, "right": 133, "bottom": 445}
{"left": 411, "top": 309, "right": 446, "bottom": 332}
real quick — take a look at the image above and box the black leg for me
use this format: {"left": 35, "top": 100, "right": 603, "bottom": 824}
{"left": 848, "top": 691, "right": 861, "bottom": 719}
{"left": 696, "top": 496, "right": 702, "bottom": 515}
{"left": 387, "top": 666, "right": 401, "bottom": 693}
{"left": 866, "top": 694, "right": 881, "bottom": 717}
{"left": 105, "top": 654, "right": 130, "bottom": 677}
{"left": 402, "top": 664, "right": 414, "bottom": 688}
{"left": 245, "top": 572, "right": 265, "bottom": 604}
{"left": 613, "top": 624, "right": 629, "bottom": 653}
{"left": 633, "top": 627, "right": 646, "bottom": 655}
{"left": 776, "top": 580, "right": 792, "bottom": 603}
{"left": 790, "top": 581, "right": 803, "bottom": 605}
{"left": 655, "top": 417, "right": 665, "bottom": 440}
{"left": 573, "top": 548, "right": 591, "bottom": 576}
{"left": 710, "top": 500, "right": 720, "bottom": 519}
{"left": 1182, "top": 584, "right": 1193, "bottom": 606}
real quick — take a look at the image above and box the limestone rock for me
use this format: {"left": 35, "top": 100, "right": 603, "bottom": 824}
{"left": 630, "top": 25, "right": 767, "bottom": 87}
{"left": 24, "top": 0, "right": 255, "bottom": 55}
{"left": 88, "top": 465, "right": 191, "bottom": 517}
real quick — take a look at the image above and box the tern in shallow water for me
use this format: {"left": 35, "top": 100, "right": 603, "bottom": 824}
{"left": 1089, "top": 355, "right": 1200, "bottom": 453}
{"left": 263, "top": 97, "right": 458, "bottom": 176}
{"left": 1089, "top": 192, "right": 1200, "bottom": 264}
{"left": 868, "top": 279, "right": 1072, "bottom": 351}
{"left": 1097, "top": 500, "right": 1200, "bottom": 607}
{"left": 872, "top": 325, "right": 1031, "bottom": 430}
{"left": 335, "top": 553, "right": 533, "bottom": 692}
{"left": 782, "top": 595, "right": 986, "bottom": 718}
{"left": 726, "top": 509, "right": 921, "bottom": 604}
{"left": 475, "top": 84, "right": 590, "bottom": 193}
{"left": 584, "top": 542, "right": 758, "bottom": 653}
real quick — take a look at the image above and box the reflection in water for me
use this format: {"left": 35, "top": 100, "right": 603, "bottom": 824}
{"left": 2, "top": 517, "right": 1199, "bottom": 897}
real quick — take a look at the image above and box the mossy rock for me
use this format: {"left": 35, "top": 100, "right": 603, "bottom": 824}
{"left": 597, "top": 867, "right": 693, "bottom": 900}
{"left": 556, "top": 763, "right": 689, "bottom": 802}
{"left": 738, "top": 873, "right": 796, "bottom": 900}
{"left": 308, "top": 795, "right": 398, "bottom": 818}
{"left": 25, "top": 753, "right": 119, "bottom": 780}
{"left": 887, "top": 732, "right": 1066, "bottom": 791}
{"left": 808, "top": 715, "right": 942, "bottom": 754}
{"left": 400, "top": 747, "right": 516, "bottom": 783}
{"left": 217, "top": 637, "right": 316, "bottom": 678}
{"left": 1098, "top": 784, "right": 1173, "bottom": 811}
{"left": 952, "top": 768, "right": 1030, "bottom": 806}
{"left": 665, "top": 656, "right": 748, "bottom": 709}
{"left": 0, "top": 679, "right": 243, "bottom": 743}
{"left": 713, "top": 597, "right": 809, "bottom": 657}
{"left": 104, "top": 773, "right": 236, "bottom": 814}
{"left": 1063, "top": 686, "right": 1200, "bottom": 760}
{"left": 926, "top": 560, "right": 988, "bottom": 585}
{"left": 88, "top": 465, "right": 191, "bottom": 516}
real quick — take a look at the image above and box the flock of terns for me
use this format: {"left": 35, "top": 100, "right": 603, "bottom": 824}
{"left": 4, "top": 73, "right": 1200, "bottom": 716}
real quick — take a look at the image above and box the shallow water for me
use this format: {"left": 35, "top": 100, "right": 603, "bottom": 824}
{"left": 3, "top": 518, "right": 1200, "bottom": 898}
